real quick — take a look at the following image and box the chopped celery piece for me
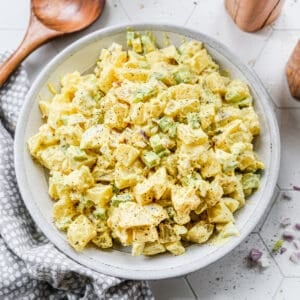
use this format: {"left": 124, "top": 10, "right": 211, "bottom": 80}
{"left": 238, "top": 96, "right": 253, "bottom": 107}
{"left": 149, "top": 134, "right": 165, "bottom": 153}
{"left": 158, "top": 149, "right": 171, "bottom": 158}
{"left": 173, "top": 70, "right": 195, "bottom": 84}
{"left": 223, "top": 160, "right": 238, "bottom": 172}
{"left": 187, "top": 113, "right": 201, "bottom": 129}
{"left": 141, "top": 35, "right": 156, "bottom": 53}
{"left": 93, "top": 207, "right": 107, "bottom": 220}
{"left": 158, "top": 117, "right": 173, "bottom": 132}
{"left": 166, "top": 206, "right": 176, "bottom": 219}
{"left": 142, "top": 151, "right": 161, "bottom": 168}
{"left": 225, "top": 80, "right": 250, "bottom": 103}
{"left": 111, "top": 194, "right": 133, "bottom": 207}
{"left": 66, "top": 146, "right": 88, "bottom": 162}
{"left": 127, "top": 31, "right": 135, "bottom": 47}
{"left": 152, "top": 72, "right": 175, "bottom": 86}
{"left": 132, "top": 37, "right": 143, "bottom": 53}
{"left": 111, "top": 183, "right": 120, "bottom": 193}
{"left": 242, "top": 173, "right": 260, "bottom": 190}
{"left": 55, "top": 217, "right": 72, "bottom": 231}
{"left": 80, "top": 196, "right": 95, "bottom": 208}
{"left": 158, "top": 117, "right": 177, "bottom": 138}
{"left": 133, "top": 85, "right": 157, "bottom": 103}
{"left": 168, "top": 123, "right": 178, "bottom": 138}
{"left": 181, "top": 173, "right": 201, "bottom": 188}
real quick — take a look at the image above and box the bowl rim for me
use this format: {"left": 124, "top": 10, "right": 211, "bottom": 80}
{"left": 14, "top": 22, "right": 280, "bottom": 280}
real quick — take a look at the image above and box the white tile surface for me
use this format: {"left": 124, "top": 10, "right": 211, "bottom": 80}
{"left": 274, "top": 278, "right": 300, "bottom": 300}
{"left": 0, "top": 30, "right": 25, "bottom": 52}
{"left": 0, "top": 0, "right": 29, "bottom": 30}
{"left": 2, "top": 0, "right": 300, "bottom": 298}
{"left": 273, "top": 0, "right": 300, "bottom": 30}
{"left": 253, "top": 186, "right": 280, "bottom": 233}
{"left": 120, "top": 0, "right": 197, "bottom": 24}
{"left": 149, "top": 278, "right": 195, "bottom": 300}
{"left": 254, "top": 30, "right": 300, "bottom": 108}
{"left": 260, "top": 191, "right": 300, "bottom": 277}
{"left": 186, "top": 0, "right": 272, "bottom": 64}
{"left": 276, "top": 108, "right": 300, "bottom": 189}
{"left": 187, "top": 233, "right": 282, "bottom": 300}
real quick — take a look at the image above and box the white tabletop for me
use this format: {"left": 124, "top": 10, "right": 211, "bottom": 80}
{"left": 2, "top": 0, "right": 300, "bottom": 299}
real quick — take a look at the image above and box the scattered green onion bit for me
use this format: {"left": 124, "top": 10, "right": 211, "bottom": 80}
{"left": 111, "top": 194, "right": 133, "bottom": 207}
{"left": 111, "top": 183, "right": 120, "bottom": 194}
{"left": 272, "top": 239, "right": 284, "bottom": 252}
{"left": 93, "top": 207, "right": 107, "bottom": 220}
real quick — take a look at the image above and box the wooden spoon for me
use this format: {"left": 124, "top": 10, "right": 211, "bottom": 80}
{"left": 225, "top": 0, "right": 285, "bottom": 32}
{"left": 0, "top": 0, "right": 105, "bottom": 87}
{"left": 286, "top": 41, "right": 300, "bottom": 100}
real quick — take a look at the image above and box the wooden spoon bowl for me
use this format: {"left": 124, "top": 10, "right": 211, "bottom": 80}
{"left": 0, "top": 0, "right": 105, "bottom": 87}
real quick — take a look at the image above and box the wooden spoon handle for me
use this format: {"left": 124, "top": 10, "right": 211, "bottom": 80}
{"left": 225, "top": 0, "right": 285, "bottom": 32}
{"left": 0, "top": 12, "right": 60, "bottom": 88}
{"left": 286, "top": 40, "right": 300, "bottom": 99}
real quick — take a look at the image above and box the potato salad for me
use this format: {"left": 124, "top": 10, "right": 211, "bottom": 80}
{"left": 28, "top": 31, "right": 264, "bottom": 256}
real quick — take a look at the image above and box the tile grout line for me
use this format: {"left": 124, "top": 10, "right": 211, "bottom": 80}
{"left": 250, "top": 28, "right": 281, "bottom": 110}
{"left": 253, "top": 188, "right": 280, "bottom": 233}
{"left": 251, "top": 28, "right": 283, "bottom": 110}
{"left": 272, "top": 276, "right": 284, "bottom": 298}
{"left": 272, "top": 28, "right": 300, "bottom": 32}
{"left": 184, "top": 276, "right": 198, "bottom": 300}
{"left": 118, "top": 0, "right": 132, "bottom": 22}
{"left": 0, "top": 27, "right": 26, "bottom": 31}
{"left": 183, "top": 2, "right": 198, "bottom": 26}
{"left": 251, "top": 26, "right": 275, "bottom": 69}
{"left": 257, "top": 232, "right": 286, "bottom": 278}
{"left": 265, "top": 92, "right": 279, "bottom": 110}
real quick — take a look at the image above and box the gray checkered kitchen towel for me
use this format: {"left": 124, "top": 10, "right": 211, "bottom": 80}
{"left": 0, "top": 53, "right": 153, "bottom": 300}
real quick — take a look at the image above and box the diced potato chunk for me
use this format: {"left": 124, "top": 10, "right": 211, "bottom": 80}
{"left": 85, "top": 184, "right": 112, "bottom": 207}
{"left": 114, "top": 144, "right": 140, "bottom": 167}
{"left": 80, "top": 125, "right": 110, "bottom": 149}
{"left": 64, "top": 166, "right": 94, "bottom": 192}
{"left": 114, "top": 166, "right": 139, "bottom": 189}
{"left": 92, "top": 232, "right": 113, "bottom": 249}
{"left": 104, "top": 103, "right": 129, "bottom": 130}
{"left": 131, "top": 241, "right": 145, "bottom": 256}
{"left": 165, "top": 241, "right": 185, "bottom": 255}
{"left": 134, "top": 182, "right": 155, "bottom": 205}
{"left": 205, "top": 72, "right": 226, "bottom": 94}
{"left": 177, "top": 124, "right": 208, "bottom": 145}
{"left": 186, "top": 221, "right": 214, "bottom": 244}
{"left": 143, "top": 242, "right": 166, "bottom": 256}
{"left": 108, "top": 202, "right": 168, "bottom": 229}
{"left": 207, "top": 202, "right": 235, "bottom": 224}
{"left": 171, "top": 186, "right": 200, "bottom": 217}
{"left": 132, "top": 226, "right": 158, "bottom": 243}
{"left": 67, "top": 215, "right": 97, "bottom": 251}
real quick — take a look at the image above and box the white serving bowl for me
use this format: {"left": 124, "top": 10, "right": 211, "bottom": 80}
{"left": 14, "top": 24, "right": 280, "bottom": 280}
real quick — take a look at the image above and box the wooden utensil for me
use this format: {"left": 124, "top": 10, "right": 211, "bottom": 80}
{"left": 286, "top": 41, "right": 300, "bottom": 100}
{"left": 225, "top": 0, "right": 285, "bottom": 32}
{"left": 0, "top": 0, "right": 105, "bottom": 87}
